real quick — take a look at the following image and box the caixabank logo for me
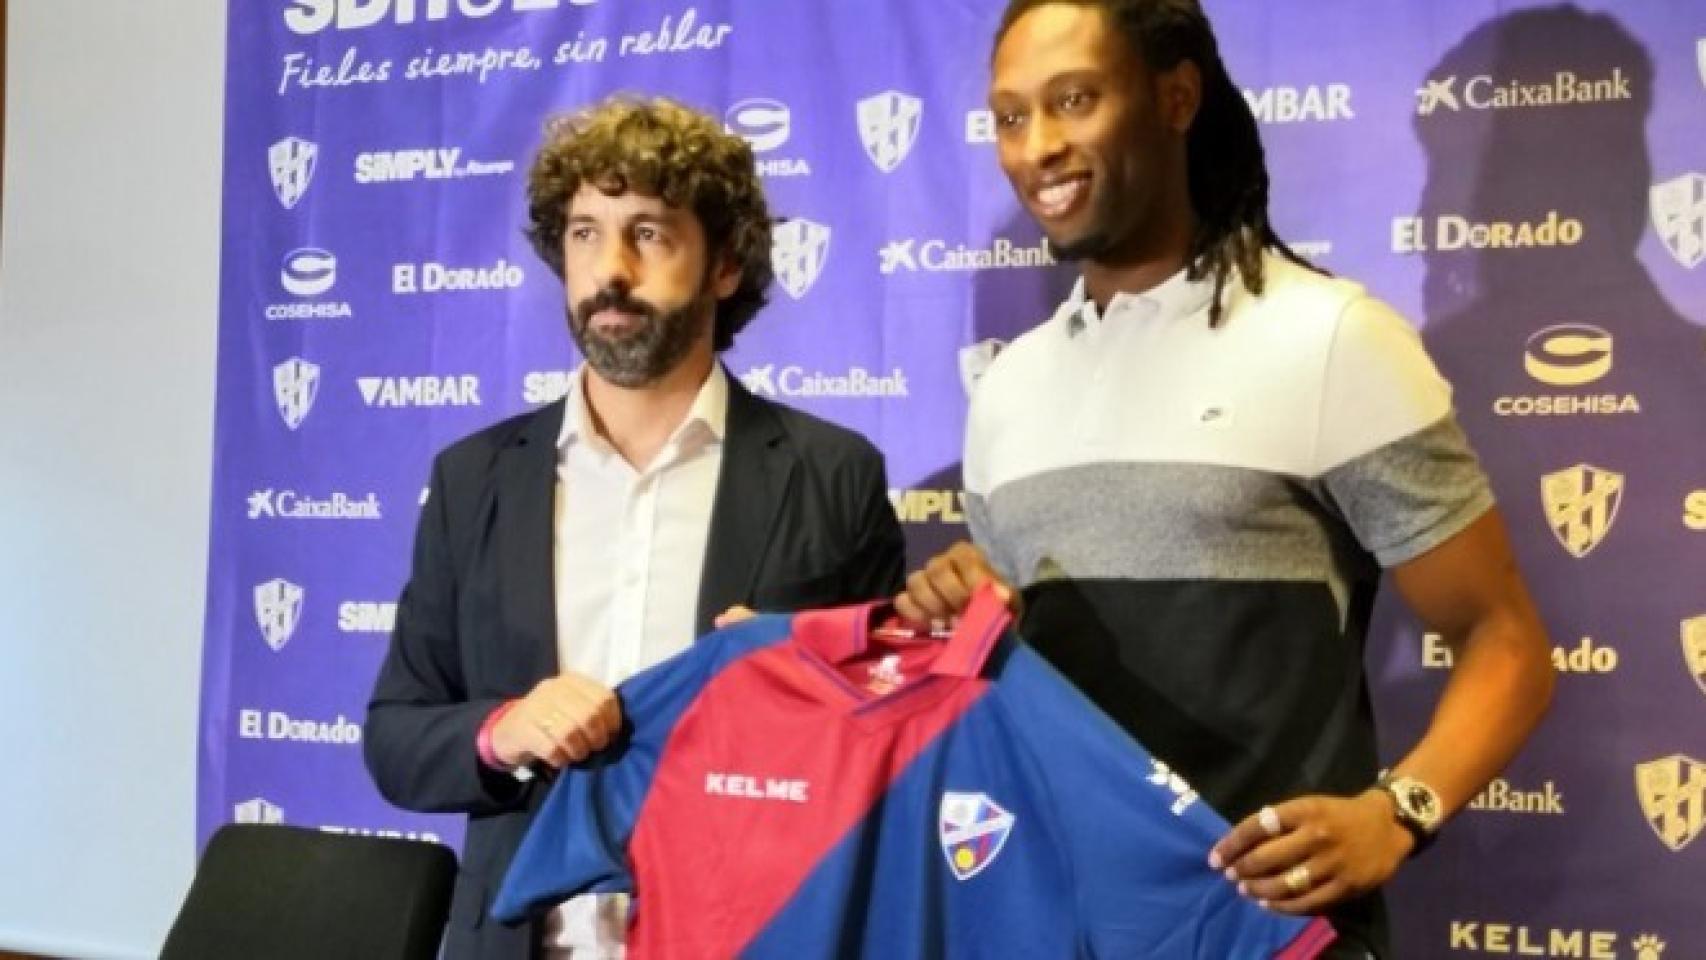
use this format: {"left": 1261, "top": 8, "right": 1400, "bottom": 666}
{"left": 1446, "top": 921, "right": 1668, "bottom": 958}
{"left": 739, "top": 365, "right": 909, "bottom": 400}
{"left": 1414, "top": 67, "right": 1633, "bottom": 116}
{"left": 1541, "top": 464, "right": 1623, "bottom": 558}
{"left": 1493, "top": 324, "right": 1639, "bottom": 417}
{"left": 878, "top": 236, "right": 1054, "bottom": 274}
{"left": 1465, "top": 777, "right": 1565, "bottom": 815}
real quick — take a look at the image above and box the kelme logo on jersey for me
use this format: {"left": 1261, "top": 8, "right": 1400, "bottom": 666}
{"left": 273, "top": 358, "right": 322, "bottom": 430}
{"left": 857, "top": 91, "right": 922, "bottom": 173}
{"left": 234, "top": 797, "right": 285, "bottom": 825}
{"left": 254, "top": 578, "right": 305, "bottom": 652}
{"left": 1635, "top": 755, "right": 1706, "bottom": 853}
{"left": 1682, "top": 616, "right": 1706, "bottom": 699}
{"left": 269, "top": 136, "right": 319, "bottom": 209}
{"left": 1541, "top": 464, "right": 1623, "bottom": 558}
{"left": 1494, "top": 324, "right": 1638, "bottom": 417}
{"left": 771, "top": 218, "right": 831, "bottom": 299}
{"left": 1146, "top": 759, "right": 1200, "bottom": 816}
{"left": 1649, "top": 172, "right": 1706, "bottom": 270}
{"left": 939, "top": 791, "right": 1015, "bottom": 881}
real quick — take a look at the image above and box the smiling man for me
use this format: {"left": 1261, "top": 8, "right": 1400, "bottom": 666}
{"left": 898, "top": 1, "right": 1555, "bottom": 955}
{"left": 364, "top": 97, "right": 905, "bottom": 960}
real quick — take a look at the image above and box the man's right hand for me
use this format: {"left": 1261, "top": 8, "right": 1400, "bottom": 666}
{"left": 895, "top": 541, "right": 1016, "bottom": 624}
{"left": 490, "top": 673, "right": 622, "bottom": 770}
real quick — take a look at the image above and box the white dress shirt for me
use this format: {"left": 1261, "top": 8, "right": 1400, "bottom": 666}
{"left": 542, "top": 363, "right": 727, "bottom": 958}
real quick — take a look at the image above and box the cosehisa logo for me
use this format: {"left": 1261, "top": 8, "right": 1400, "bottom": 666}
{"left": 771, "top": 219, "right": 831, "bottom": 299}
{"left": 284, "top": 0, "right": 597, "bottom": 35}
{"left": 271, "top": 248, "right": 354, "bottom": 320}
{"left": 725, "top": 98, "right": 810, "bottom": 177}
{"left": 1492, "top": 324, "right": 1638, "bottom": 417}
{"left": 1414, "top": 68, "right": 1632, "bottom": 116}
{"left": 857, "top": 91, "right": 923, "bottom": 173}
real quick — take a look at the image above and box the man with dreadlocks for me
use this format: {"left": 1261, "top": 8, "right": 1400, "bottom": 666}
{"left": 365, "top": 96, "right": 905, "bottom": 959}
{"left": 898, "top": 1, "right": 1555, "bottom": 955}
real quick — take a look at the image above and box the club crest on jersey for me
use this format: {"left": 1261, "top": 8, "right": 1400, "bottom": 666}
{"left": 940, "top": 791, "right": 1015, "bottom": 881}
{"left": 269, "top": 136, "right": 319, "bottom": 210}
{"left": 771, "top": 218, "right": 831, "bottom": 299}
{"left": 1541, "top": 463, "right": 1623, "bottom": 557}
{"left": 1650, "top": 172, "right": 1706, "bottom": 269}
{"left": 1635, "top": 755, "right": 1706, "bottom": 852}
{"left": 857, "top": 91, "right": 922, "bottom": 173}
{"left": 1682, "top": 615, "right": 1706, "bottom": 699}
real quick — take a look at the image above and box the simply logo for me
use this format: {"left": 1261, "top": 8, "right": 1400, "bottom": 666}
{"left": 939, "top": 791, "right": 1015, "bottom": 881}
{"left": 889, "top": 489, "right": 967, "bottom": 525}
{"left": 857, "top": 91, "right": 923, "bottom": 173}
{"left": 269, "top": 137, "right": 319, "bottom": 209}
{"left": 1649, "top": 172, "right": 1706, "bottom": 270}
{"left": 1415, "top": 68, "right": 1632, "bottom": 116}
{"left": 338, "top": 601, "right": 397, "bottom": 634}
{"left": 739, "top": 364, "right": 908, "bottom": 399}
{"left": 354, "top": 148, "right": 512, "bottom": 184}
{"left": 1541, "top": 464, "right": 1624, "bottom": 558}
{"left": 253, "top": 578, "right": 305, "bottom": 652}
{"left": 1635, "top": 755, "right": 1706, "bottom": 853}
{"left": 273, "top": 358, "right": 321, "bottom": 430}
{"left": 233, "top": 797, "right": 285, "bottom": 825}
{"left": 771, "top": 218, "right": 831, "bottom": 299}
{"left": 247, "top": 489, "right": 382, "bottom": 521}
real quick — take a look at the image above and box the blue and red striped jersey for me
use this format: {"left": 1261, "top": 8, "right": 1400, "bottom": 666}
{"left": 493, "top": 587, "right": 1335, "bottom": 958}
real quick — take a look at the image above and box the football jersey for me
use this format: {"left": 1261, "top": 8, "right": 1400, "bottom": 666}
{"left": 492, "top": 587, "right": 1335, "bottom": 958}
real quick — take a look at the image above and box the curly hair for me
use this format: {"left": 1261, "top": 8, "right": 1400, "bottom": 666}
{"left": 526, "top": 96, "right": 773, "bottom": 351}
{"left": 996, "top": 0, "right": 1318, "bottom": 326}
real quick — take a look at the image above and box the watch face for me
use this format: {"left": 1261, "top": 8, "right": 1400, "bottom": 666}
{"left": 1397, "top": 779, "right": 1443, "bottom": 828}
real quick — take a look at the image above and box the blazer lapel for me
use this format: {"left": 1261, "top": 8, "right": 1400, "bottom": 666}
{"left": 496, "top": 399, "right": 565, "bottom": 681}
{"left": 696, "top": 373, "right": 795, "bottom": 634}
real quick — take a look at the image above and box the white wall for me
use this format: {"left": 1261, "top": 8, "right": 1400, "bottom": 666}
{"left": 0, "top": 1, "right": 224, "bottom": 956}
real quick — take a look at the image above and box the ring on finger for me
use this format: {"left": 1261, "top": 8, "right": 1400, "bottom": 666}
{"left": 1258, "top": 805, "right": 1283, "bottom": 837}
{"left": 1282, "top": 864, "right": 1312, "bottom": 895}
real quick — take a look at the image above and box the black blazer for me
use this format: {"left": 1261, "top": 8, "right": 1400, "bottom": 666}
{"left": 363, "top": 374, "right": 906, "bottom": 960}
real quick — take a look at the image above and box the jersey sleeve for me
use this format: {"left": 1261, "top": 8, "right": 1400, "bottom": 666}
{"left": 1310, "top": 296, "right": 1493, "bottom": 567}
{"left": 998, "top": 644, "right": 1335, "bottom": 959}
{"left": 489, "top": 617, "right": 791, "bottom": 924}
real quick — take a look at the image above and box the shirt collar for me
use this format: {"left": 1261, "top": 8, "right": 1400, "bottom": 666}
{"left": 790, "top": 585, "right": 1014, "bottom": 682}
{"left": 1058, "top": 264, "right": 1220, "bottom": 335}
{"left": 556, "top": 362, "right": 729, "bottom": 456}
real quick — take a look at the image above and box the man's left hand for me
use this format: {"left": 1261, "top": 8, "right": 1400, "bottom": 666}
{"left": 1209, "top": 790, "right": 1414, "bottom": 915}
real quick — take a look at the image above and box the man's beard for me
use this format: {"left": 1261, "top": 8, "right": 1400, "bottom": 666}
{"left": 568, "top": 285, "right": 711, "bottom": 388}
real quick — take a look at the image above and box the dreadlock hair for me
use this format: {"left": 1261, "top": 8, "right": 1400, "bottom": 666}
{"left": 995, "top": 0, "right": 1317, "bottom": 325}
{"left": 526, "top": 96, "right": 773, "bottom": 351}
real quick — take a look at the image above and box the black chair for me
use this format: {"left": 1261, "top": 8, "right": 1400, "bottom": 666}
{"left": 160, "top": 824, "right": 457, "bottom": 960}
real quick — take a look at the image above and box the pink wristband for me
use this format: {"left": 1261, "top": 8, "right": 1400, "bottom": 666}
{"left": 476, "top": 699, "right": 520, "bottom": 771}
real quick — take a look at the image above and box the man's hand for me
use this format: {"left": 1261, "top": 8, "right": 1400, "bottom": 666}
{"left": 490, "top": 673, "right": 622, "bottom": 770}
{"left": 894, "top": 541, "right": 1015, "bottom": 624}
{"left": 714, "top": 605, "right": 756, "bottom": 629}
{"left": 1209, "top": 791, "right": 1413, "bottom": 915}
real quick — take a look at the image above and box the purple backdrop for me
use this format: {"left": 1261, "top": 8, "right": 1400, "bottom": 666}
{"left": 203, "top": 1, "right": 1706, "bottom": 955}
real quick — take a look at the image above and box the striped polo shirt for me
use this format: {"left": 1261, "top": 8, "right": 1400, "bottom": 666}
{"left": 963, "top": 252, "right": 1492, "bottom": 948}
